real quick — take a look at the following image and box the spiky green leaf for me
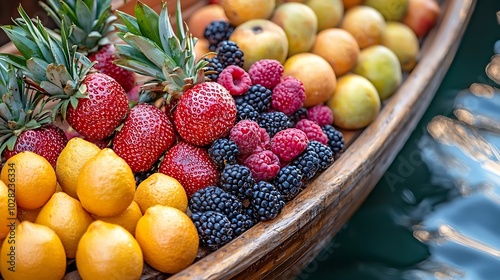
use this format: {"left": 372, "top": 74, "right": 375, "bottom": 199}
{"left": 135, "top": 1, "right": 161, "bottom": 47}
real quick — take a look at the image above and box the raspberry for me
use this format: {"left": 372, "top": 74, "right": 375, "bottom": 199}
{"left": 307, "top": 105, "right": 334, "bottom": 127}
{"left": 229, "top": 120, "right": 261, "bottom": 155}
{"left": 248, "top": 59, "right": 284, "bottom": 89}
{"left": 270, "top": 128, "right": 309, "bottom": 162}
{"left": 295, "top": 119, "right": 329, "bottom": 145}
{"left": 243, "top": 150, "right": 281, "bottom": 182}
{"left": 271, "top": 76, "right": 306, "bottom": 115}
{"left": 217, "top": 65, "right": 252, "bottom": 96}
{"left": 257, "top": 127, "right": 271, "bottom": 151}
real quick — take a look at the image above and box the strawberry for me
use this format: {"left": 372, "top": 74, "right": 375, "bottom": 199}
{"left": 4, "top": 124, "right": 68, "bottom": 168}
{"left": 159, "top": 141, "right": 219, "bottom": 197}
{"left": 113, "top": 104, "right": 176, "bottom": 173}
{"left": 65, "top": 72, "right": 130, "bottom": 141}
{"left": 174, "top": 82, "right": 237, "bottom": 146}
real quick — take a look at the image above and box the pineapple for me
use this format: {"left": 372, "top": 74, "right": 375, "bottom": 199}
{"left": 0, "top": 5, "right": 129, "bottom": 141}
{"left": 40, "top": 0, "right": 136, "bottom": 92}
{"left": 0, "top": 60, "right": 67, "bottom": 168}
{"left": 114, "top": 0, "right": 237, "bottom": 147}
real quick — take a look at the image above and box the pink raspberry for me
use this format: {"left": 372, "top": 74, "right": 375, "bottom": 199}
{"left": 307, "top": 105, "right": 334, "bottom": 127}
{"left": 257, "top": 127, "right": 271, "bottom": 151}
{"left": 295, "top": 119, "right": 329, "bottom": 145}
{"left": 271, "top": 76, "right": 306, "bottom": 115}
{"left": 248, "top": 59, "right": 284, "bottom": 89}
{"left": 217, "top": 65, "right": 252, "bottom": 96}
{"left": 229, "top": 119, "right": 262, "bottom": 155}
{"left": 243, "top": 150, "right": 280, "bottom": 182}
{"left": 270, "top": 128, "right": 309, "bottom": 162}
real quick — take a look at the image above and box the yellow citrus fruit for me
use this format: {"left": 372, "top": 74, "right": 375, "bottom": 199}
{"left": 340, "top": 5, "right": 386, "bottom": 49}
{"left": 312, "top": 28, "right": 360, "bottom": 77}
{"left": 92, "top": 201, "right": 142, "bottom": 236}
{"left": 0, "top": 181, "right": 13, "bottom": 239}
{"left": 55, "top": 182, "right": 63, "bottom": 192}
{"left": 76, "top": 148, "right": 136, "bottom": 217}
{"left": 35, "top": 192, "right": 94, "bottom": 259}
{"left": 17, "top": 207, "right": 42, "bottom": 223}
{"left": 0, "top": 151, "right": 56, "bottom": 210}
{"left": 0, "top": 221, "right": 66, "bottom": 280}
{"left": 76, "top": 220, "right": 143, "bottom": 280}
{"left": 135, "top": 205, "right": 199, "bottom": 274}
{"left": 283, "top": 52, "right": 337, "bottom": 107}
{"left": 134, "top": 173, "right": 188, "bottom": 214}
{"left": 221, "top": 0, "right": 276, "bottom": 26}
{"left": 56, "top": 137, "right": 100, "bottom": 199}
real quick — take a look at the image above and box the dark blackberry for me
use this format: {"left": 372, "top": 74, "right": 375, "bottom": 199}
{"left": 219, "top": 164, "right": 255, "bottom": 200}
{"left": 234, "top": 84, "right": 272, "bottom": 112}
{"left": 290, "top": 144, "right": 320, "bottom": 181}
{"left": 322, "top": 125, "right": 345, "bottom": 156}
{"left": 250, "top": 181, "right": 285, "bottom": 221}
{"left": 288, "top": 107, "right": 308, "bottom": 125}
{"left": 208, "top": 138, "right": 240, "bottom": 169}
{"left": 258, "top": 111, "right": 293, "bottom": 138}
{"left": 203, "top": 57, "right": 224, "bottom": 81}
{"left": 189, "top": 186, "right": 243, "bottom": 217}
{"left": 203, "top": 20, "right": 235, "bottom": 52}
{"left": 236, "top": 103, "right": 260, "bottom": 122}
{"left": 243, "top": 206, "right": 259, "bottom": 225}
{"left": 228, "top": 212, "right": 254, "bottom": 237}
{"left": 217, "top": 40, "right": 244, "bottom": 68}
{"left": 191, "top": 211, "right": 233, "bottom": 251}
{"left": 272, "top": 165, "right": 303, "bottom": 202}
{"left": 308, "top": 141, "right": 334, "bottom": 171}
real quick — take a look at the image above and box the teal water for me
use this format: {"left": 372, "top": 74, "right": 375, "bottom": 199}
{"left": 299, "top": 0, "right": 500, "bottom": 279}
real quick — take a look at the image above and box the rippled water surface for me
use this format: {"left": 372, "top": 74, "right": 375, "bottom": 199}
{"left": 299, "top": 1, "right": 500, "bottom": 279}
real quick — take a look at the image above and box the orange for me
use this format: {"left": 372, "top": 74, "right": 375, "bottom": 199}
{"left": 76, "top": 148, "right": 136, "bottom": 217}
{"left": 135, "top": 205, "right": 199, "bottom": 274}
{"left": 76, "top": 220, "right": 143, "bottom": 280}
{"left": 55, "top": 182, "right": 63, "bottom": 192}
{"left": 340, "top": 5, "right": 386, "bottom": 49}
{"left": 283, "top": 53, "right": 337, "bottom": 107}
{"left": 92, "top": 201, "right": 142, "bottom": 236}
{"left": 187, "top": 4, "right": 228, "bottom": 40}
{"left": 134, "top": 173, "right": 188, "bottom": 214}
{"left": 0, "top": 151, "right": 56, "bottom": 210}
{"left": 0, "top": 221, "right": 66, "bottom": 280}
{"left": 17, "top": 207, "right": 42, "bottom": 223}
{"left": 343, "top": 0, "right": 363, "bottom": 9}
{"left": 56, "top": 137, "right": 101, "bottom": 199}
{"left": 312, "top": 28, "right": 360, "bottom": 77}
{"left": 221, "top": 0, "right": 276, "bottom": 26}
{"left": 0, "top": 181, "right": 13, "bottom": 239}
{"left": 35, "top": 192, "right": 94, "bottom": 258}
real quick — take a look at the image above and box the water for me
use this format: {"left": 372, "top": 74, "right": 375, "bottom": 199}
{"left": 299, "top": 1, "right": 500, "bottom": 279}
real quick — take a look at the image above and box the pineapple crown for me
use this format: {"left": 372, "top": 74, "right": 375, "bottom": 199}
{"left": 40, "top": 0, "right": 117, "bottom": 54}
{"left": 0, "top": 60, "right": 52, "bottom": 155}
{"left": 0, "top": 4, "right": 95, "bottom": 120}
{"left": 114, "top": 0, "right": 211, "bottom": 104}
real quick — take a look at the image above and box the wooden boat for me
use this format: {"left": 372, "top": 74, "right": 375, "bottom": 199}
{"left": 0, "top": 0, "right": 477, "bottom": 279}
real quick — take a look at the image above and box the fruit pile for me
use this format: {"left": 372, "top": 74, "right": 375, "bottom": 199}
{"left": 0, "top": 0, "right": 440, "bottom": 278}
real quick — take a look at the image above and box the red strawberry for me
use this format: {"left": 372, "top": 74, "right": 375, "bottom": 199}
{"left": 88, "top": 44, "right": 136, "bottom": 92}
{"left": 65, "top": 72, "right": 129, "bottom": 141}
{"left": 113, "top": 104, "right": 176, "bottom": 173}
{"left": 159, "top": 141, "right": 219, "bottom": 197}
{"left": 174, "top": 82, "right": 237, "bottom": 146}
{"left": 3, "top": 124, "right": 68, "bottom": 168}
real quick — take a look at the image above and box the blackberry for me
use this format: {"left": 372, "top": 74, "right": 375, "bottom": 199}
{"left": 203, "top": 20, "right": 235, "bottom": 52}
{"left": 272, "top": 165, "right": 303, "bottom": 202}
{"left": 288, "top": 107, "right": 308, "bottom": 125}
{"left": 189, "top": 186, "right": 243, "bottom": 217}
{"left": 290, "top": 144, "right": 320, "bottom": 181}
{"left": 308, "top": 141, "right": 334, "bottom": 171}
{"left": 228, "top": 212, "right": 254, "bottom": 237}
{"left": 244, "top": 206, "right": 259, "bottom": 225}
{"left": 234, "top": 84, "right": 272, "bottom": 112}
{"left": 258, "top": 111, "right": 293, "bottom": 138}
{"left": 250, "top": 181, "right": 285, "bottom": 221}
{"left": 203, "top": 57, "right": 224, "bottom": 81}
{"left": 191, "top": 211, "right": 233, "bottom": 250}
{"left": 208, "top": 138, "right": 240, "bottom": 169}
{"left": 217, "top": 40, "right": 244, "bottom": 68}
{"left": 236, "top": 103, "right": 260, "bottom": 122}
{"left": 322, "top": 125, "right": 345, "bottom": 156}
{"left": 219, "top": 164, "right": 255, "bottom": 200}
